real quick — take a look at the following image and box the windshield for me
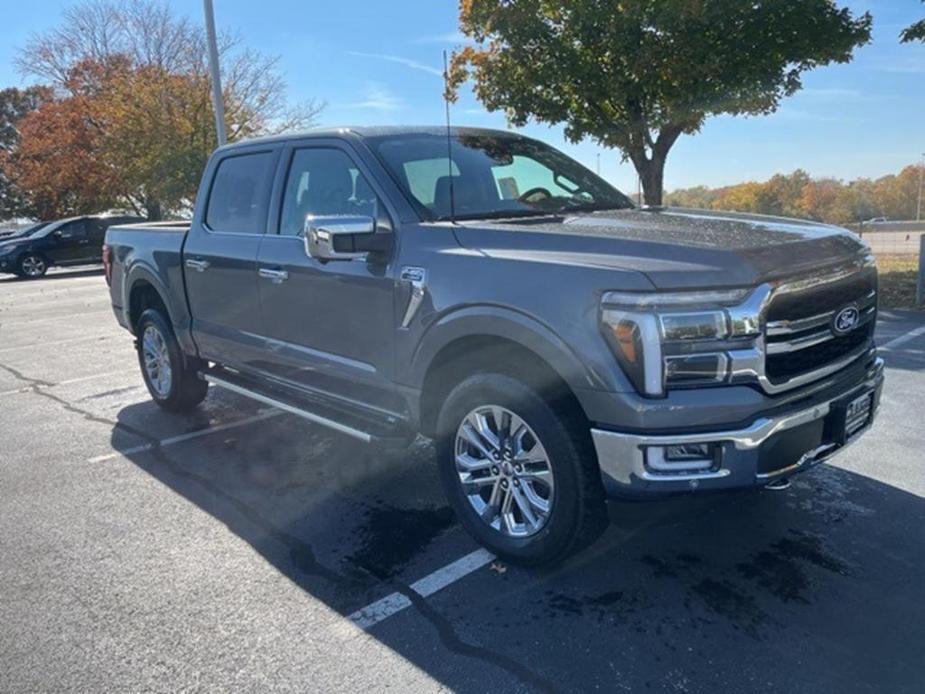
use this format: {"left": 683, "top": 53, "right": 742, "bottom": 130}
{"left": 369, "top": 133, "right": 634, "bottom": 221}
{"left": 6, "top": 222, "right": 49, "bottom": 239}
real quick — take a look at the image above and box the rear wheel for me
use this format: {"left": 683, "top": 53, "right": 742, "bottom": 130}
{"left": 18, "top": 253, "right": 47, "bottom": 278}
{"left": 436, "top": 373, "right": 607, "bottom": 566}
{"left": 137, "top": 308, "right": 208, "bottom": 412}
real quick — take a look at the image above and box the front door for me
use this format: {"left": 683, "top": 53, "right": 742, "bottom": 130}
{"left": 183, "top": 147, "right": 279, "bottom": 370}
{"left": 50, "top": 219, "right": 91, "bottom": 264}
{"left": 255, "top": 144, "right": 400, "bottom": 416}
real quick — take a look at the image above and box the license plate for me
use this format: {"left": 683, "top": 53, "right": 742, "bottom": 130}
{"left": 844, "top": 391, "right": 874, "bottom": 438}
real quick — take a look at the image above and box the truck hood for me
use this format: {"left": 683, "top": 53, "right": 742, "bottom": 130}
{"left": 451, "top": 207, "right": 868, "bottom": 290}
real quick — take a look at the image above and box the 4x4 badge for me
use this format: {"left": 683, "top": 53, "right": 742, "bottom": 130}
{"left": 400, "top": 267, "right": 427, "bottom": 328}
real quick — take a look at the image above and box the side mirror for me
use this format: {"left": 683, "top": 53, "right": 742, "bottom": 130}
{"left": 304, "top": 215, "right": 391, "bottom": 261}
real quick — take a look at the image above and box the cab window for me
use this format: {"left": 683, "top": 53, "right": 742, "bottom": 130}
{"left": 278, "top": 148, "right": 379, "bottom": 237}
{"left": 206, "top": 151, "right": 275, "bottom": 234}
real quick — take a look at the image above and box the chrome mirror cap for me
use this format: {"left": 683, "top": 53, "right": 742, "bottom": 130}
{"left": 304, "top": 215, "right": 375, "bottom": 261}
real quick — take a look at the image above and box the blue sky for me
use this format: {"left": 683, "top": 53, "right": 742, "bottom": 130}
{"left": 1, "top": 0, "right": 923, "bottom": 193}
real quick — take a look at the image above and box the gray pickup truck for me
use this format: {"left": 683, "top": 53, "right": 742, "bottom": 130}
{"left": 104, "top": 126, "right": 883, "bottom": 564}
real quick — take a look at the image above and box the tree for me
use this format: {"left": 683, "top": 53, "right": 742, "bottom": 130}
{"left": 0, "top": 86, "right": 52, "bottom": 218}
{"left": 901, "top": 1, "right": 925, "bottom": 43}
{"left": 449, "top": 1, "right": 872, "bottom": 206}
{"left": 9, "top": 0, "right": 322, "bottom": 219}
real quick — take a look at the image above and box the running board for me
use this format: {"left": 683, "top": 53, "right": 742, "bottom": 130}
{"left": 203, "top": 372, "right": 373, "bottom": 443}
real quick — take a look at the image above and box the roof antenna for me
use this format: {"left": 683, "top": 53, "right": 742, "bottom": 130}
{"left": 442, "top": 50, "right": 456, "bottom": 223}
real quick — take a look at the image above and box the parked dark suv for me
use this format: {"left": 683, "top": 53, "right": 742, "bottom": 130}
{"left": 0, "top": 214, "right": 144, "bottom": 278}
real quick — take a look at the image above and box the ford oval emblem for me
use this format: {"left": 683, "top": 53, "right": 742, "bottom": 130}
{"left": 833, "top": 305, "right": 861, "bottom": 335}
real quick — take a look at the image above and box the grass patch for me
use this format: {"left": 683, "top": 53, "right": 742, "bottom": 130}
{"left": 877, "top": 255, "right": 922, "bottom": 309}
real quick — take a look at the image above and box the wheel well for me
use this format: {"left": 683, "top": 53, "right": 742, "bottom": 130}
{"left": 419, "top": 335, "right": 589, "bottom": 437}
{"left": 128, "top": 281, "right": 169, "bottom": 335}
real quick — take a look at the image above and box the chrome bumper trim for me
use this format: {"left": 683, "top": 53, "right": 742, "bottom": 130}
{"left": 592, "top": 357, "right": 883, "bottom": 494}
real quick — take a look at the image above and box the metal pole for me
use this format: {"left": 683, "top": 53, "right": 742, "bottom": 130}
{"left": 916, "top": 153, "right": 924, "bottom": 222}
{"left": 203, "top": 0, "right": 227, "bottom": 146}
{"left": 596, "top": 153, "right": 601, "bottom": 176}
{"left": 917, "top": 234, "right": 925, "bottom": 307}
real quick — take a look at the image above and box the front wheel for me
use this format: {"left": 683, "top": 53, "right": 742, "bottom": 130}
{"left": 136, "top": 308, "right": 208, "bottom": 412}
{"left": 436, "top": 373, "right": 607, "bottom": 566}
{"left": 18, "top": 253, "right": 48, "bottom": 278}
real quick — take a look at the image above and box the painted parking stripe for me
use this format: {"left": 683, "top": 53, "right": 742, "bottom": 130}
{"left": 0, "top": 369, "right": 136, "bottom": 397}
{"left": 348, "top": 548, "right": 495, "bottom": 630}
{"left": 87, "top": 410, "right": 284, "bottom": 462}
{"left": 880, "top": 324, "right": 925, "bottom": 352}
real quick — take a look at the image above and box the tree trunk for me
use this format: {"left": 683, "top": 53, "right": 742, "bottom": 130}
{"left": 637, "top": 155, "right": 665, "bottom": 207}
{"left": 145, "top": 200, "right": 163, "bottom": 221}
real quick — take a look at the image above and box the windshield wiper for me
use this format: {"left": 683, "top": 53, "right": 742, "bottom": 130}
{"left": 433, "top": 208, "right": 556, "bottom": 222}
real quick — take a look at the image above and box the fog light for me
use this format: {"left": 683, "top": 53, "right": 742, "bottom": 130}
{"left": 665, "top": 443, "right": 711, "bottom": 461}
{"left": 647, "top": 443, "right": 716, "bottom": 473}
{"left": 665, "top": 353, "right": 728, "bottom": 385}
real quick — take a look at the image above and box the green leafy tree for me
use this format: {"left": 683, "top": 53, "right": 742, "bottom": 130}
{"left": 449, "top": 0, "right": 872, "bottom": 206}
{"left": 901, "top": 1, "right": 925, "bottom": 43}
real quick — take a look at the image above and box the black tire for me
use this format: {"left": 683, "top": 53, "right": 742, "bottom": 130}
{"left": 18, "top": 253, "right": 48, "bottom": 278}
{"left": 136, "top": 308, "right": 208, "bottom": 412}
{"left": 436, "top": 373, "right": 607, "bottom": 566}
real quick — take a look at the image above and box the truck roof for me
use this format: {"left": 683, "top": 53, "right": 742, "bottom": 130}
{"left": 215, "top": 125, "right": 528, "bottom": 152}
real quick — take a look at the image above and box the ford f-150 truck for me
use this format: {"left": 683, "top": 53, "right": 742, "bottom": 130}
{"left": 104, "top": 127, "right": 883, "bottom": 565}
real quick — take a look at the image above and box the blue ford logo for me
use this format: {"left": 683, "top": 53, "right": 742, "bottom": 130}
{"left": 833, "top": 305, "right": 861, "bottom": 335}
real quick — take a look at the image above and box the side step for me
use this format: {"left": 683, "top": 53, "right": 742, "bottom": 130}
{"left": 202, "top": 367, "right": 414, "bottom": 447}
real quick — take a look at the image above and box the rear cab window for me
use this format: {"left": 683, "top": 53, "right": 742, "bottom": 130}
{"left": 205, "top": 151, "right": 275, "bottom": 234}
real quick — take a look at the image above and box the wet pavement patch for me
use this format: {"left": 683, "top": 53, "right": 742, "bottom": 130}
{"left": 347, "top": 503, "right": 455, "bottom": 579}
{"left": 735, "top": 531, "right": 850, "bottom": 605}
{"left": 690, "top": 578, "right": 768, "bottom": 638}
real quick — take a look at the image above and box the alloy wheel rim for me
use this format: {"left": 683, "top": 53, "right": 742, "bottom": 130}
{"left": 22, "top": 256, "right": 45, "bottom": 276}
{"left": 454, "top": 405, "right": 555, "bottom": 538}
{"left": 142, "top": 326, "right": 172, "bottom": 397}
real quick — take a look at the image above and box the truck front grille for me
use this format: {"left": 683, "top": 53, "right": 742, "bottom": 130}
{"left": 762, "top": 264, "right": 877, "bottom": 388}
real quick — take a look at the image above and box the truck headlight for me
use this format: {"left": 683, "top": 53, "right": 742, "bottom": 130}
{"left": 601, "top": 288, "right": 759, "bottom": 397}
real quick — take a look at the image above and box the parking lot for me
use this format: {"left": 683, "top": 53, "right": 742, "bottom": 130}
{"left": 1, "top": 267, "right": 924, "bottom": 693}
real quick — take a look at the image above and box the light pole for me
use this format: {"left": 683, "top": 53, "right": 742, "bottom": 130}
{"left": 203, "top": 0, "right": 227, "bottom": 147}
{"left": 917, "top": 152, "right": 924, "bottom": 222}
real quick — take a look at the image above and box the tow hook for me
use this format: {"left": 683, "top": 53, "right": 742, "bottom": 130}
{"left": 765, "top": 477, "right": 791, "bottom": 491}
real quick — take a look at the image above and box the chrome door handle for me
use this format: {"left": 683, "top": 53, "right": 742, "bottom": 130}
{"left": 258, "top": 267, "right": 289, "bottom": 283}
{"left": 185, "top": 258, "right": 210, "bottom": 272}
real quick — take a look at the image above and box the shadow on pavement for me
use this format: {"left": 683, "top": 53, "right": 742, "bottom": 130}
{"left": 109, "top": 397, "right": 925, "bottom": 693}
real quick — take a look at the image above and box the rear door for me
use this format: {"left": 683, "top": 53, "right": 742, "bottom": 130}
{"left": 254, "top": 141, "right": 401, "bottom": 415}
{"left": 183, "top": 146, "right": 280, "bottom": 370}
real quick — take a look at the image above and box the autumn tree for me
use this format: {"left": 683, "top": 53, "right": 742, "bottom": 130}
{"left": 0, "top": 86, "right": 52, "bottom": 218}
{"left": 8, "top": 0, "right": 322, "bottom": 219}
{"left": 449, "top": 0, "right": 872, "bottom": 206}
{"left": 664, "top": 164, "right": 923, "bottom": 225}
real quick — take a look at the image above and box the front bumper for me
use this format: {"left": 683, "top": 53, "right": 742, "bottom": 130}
{"left": 592, "top": 357, "right": 884, "bottom": 497}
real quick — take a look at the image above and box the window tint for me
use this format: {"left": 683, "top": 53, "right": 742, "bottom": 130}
{"left": 402, "top": 158, "right": 460, "bottom": 206}
{"left": 57, "top": 220, "right": 87, "bottom": 239}
{"left": 279, "top": 148, "right": 379, "bottom": 237}
{"left": 371, "top": 134, "right": 632, "bottom": 221}
{"left": 206, "top": 151, "right": 274, "bottom": 233}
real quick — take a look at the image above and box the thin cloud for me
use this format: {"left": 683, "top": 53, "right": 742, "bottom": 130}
{"left": 346, "top": 50, "right": 442, "bottom": 77}
{"left": 413, "top": 30, "right": 474, "bottom": 45}
{"left": 348, "top": 83, "right": 403, "bottom": 111}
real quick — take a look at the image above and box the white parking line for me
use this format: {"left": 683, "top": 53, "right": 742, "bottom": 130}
{"left": 348, "top": 548, "right": 495, "bottom": 630}
{"left": 87, "top": 410, "right": 284, "bottom": 463}
{"left": 880, "top": 324, "right": 925, "bottom": 352}
{"left": 0, "top": 369, "right": 136, "bottom": 398}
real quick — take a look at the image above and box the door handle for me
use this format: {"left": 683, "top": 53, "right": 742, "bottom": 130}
{"left": 258, "top": 267, "right": 289, "bottom": 283}
{"left": 185, "top": 258, "right": 210, "bottom": 272}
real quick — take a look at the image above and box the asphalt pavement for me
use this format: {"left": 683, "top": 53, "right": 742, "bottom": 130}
{"left": 1, "top": 267, "right": 923, "bottom": 693}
